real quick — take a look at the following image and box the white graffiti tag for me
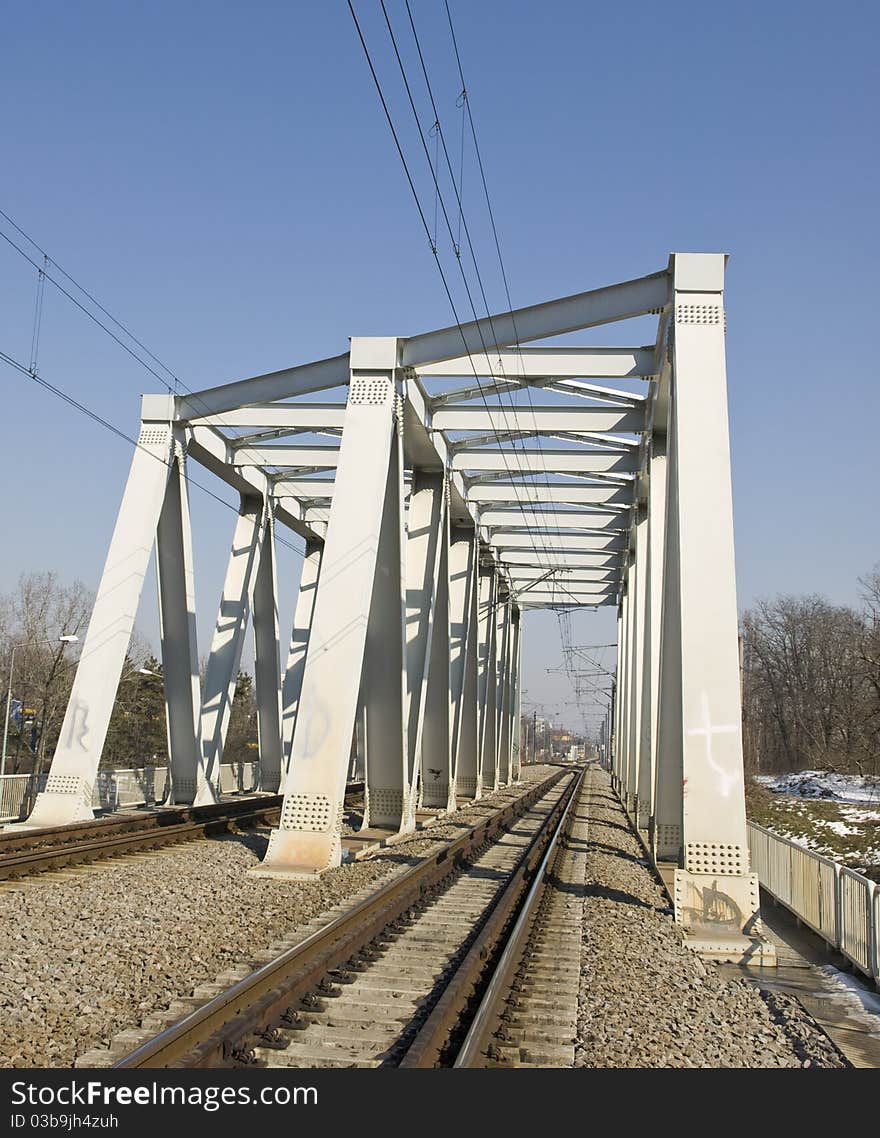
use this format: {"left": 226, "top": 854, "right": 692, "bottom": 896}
{"left": 686, "top": 691, "right": 740, "bottom": 797}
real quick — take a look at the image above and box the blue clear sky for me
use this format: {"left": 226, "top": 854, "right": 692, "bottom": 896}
{"left": 1, "top": 1, "right": 876, "bottom": 734}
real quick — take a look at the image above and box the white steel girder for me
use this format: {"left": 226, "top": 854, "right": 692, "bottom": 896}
{"left": 280, "top": 538, "right": 323, "bottom": 790}
{"left": 477, "top": 566, "right": 499, "bottom": 793}
{"left": 494, "top": 598, "right": 512, "bottom": 787}
{"left": 405, "top": 471, "right": 453, "bottom": 812}
{"left": 419, "top": 346, "right": 656, "bottom": 380}
{"left": 155, "top": 448, "right": 203, "bottom": 803}
{"left": 449, "top": 526, "right": 480, "bottom": 800}
{"left": 28, "top": 254, "right": 766, "bottom": 962}
{"left": 452, "top": 448, "right": 639, "bottom": 475}
{"left": 254, "top": 347, "right": 410, "bottom": 878}
{"left": 198, "top": 499, "right": 268, "bottom": 806}
{"left": 20, "top": 421, "right": 178, "bottom": 827}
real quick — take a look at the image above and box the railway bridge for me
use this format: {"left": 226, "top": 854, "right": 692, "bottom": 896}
{"left": 19, "top": 251, "right": 764, "bottom": 962}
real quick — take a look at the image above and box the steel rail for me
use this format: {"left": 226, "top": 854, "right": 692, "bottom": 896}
{"left": 0, "top": 805, "right": 284, "bottom": 880}
{"left": 0, "top": 787, "right": 364, "bottom": 855}
{"left": 451, "top": 766, "right": 585, "bottom": 1067}
{"left": 0, "top": 796, "right": 279, "bottom": 854}
{"left": 112, "top": 771, "right": 567, "bottom": 1069}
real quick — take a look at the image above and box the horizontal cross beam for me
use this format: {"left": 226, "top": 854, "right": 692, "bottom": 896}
{"left": 479, "top": 508, "right": 627, "bottom": 530}
{"left": 499, "top": 551, "right": 623, "bottom": 567}
{"left": 418, "top": 346, "right": 656, "bottom": 379}
{"left": 176, "top": 353, "right": 350, "bottom": 420}
{"left": 234, "top": 445, "right": 340, "bottom": 468}
{"left": 453, "top": 449, "right": 638, "bottom": 474}
{"left": 402, "top": 270, "right": 669, "bottom": 367}
{"left": 466, "top": 482, "right": 634, "bottom": 506}
{"left": 432, "top": 406, "right": 644, "bottom": 434}
{"left": 508, "top": 569, "right": 618, "bottom": 585}
{"left": 492, "top": 533, "right": 627, "bottom": 552}
{"left": 189, "top": 404, "right": 347, "bottom": 430}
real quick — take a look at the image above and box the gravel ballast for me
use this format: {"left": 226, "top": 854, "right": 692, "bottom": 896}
{"left": 0, "top": 770, "right": 552, "bottom": 1068}
{"left": 574, "top": 768, "right": 848, "bottom": 1068}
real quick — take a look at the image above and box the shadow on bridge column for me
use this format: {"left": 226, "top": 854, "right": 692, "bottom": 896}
{"left": 253, "top": 342, "right": 410, "bottom": 879}
{"left": 647, "top": 254, "right": 775, "bottom": 966}
{"left": 619, "top": 258, "right": 774, "bottom": 969}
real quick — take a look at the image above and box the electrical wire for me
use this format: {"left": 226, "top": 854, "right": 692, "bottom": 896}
{"left": 0, "top": 346, "right": 306, "bottom": 560}
{"left": 439, "top": 0, "right": 568, "bottom": 571}
{"left": 374, "top": 1, "right": 553, "bottom": 582}
{"left": 0, "top": 211, "right": 322, "bottom": 561}
{"left": 401, "top": 0, "right": 565, "bottom": 579}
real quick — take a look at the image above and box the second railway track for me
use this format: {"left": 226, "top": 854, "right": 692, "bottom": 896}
{"left": 0, "top": 784, "right": 368, "bottom": 882}
{"left": 0, "top": 795, "right": 286, "bottom": 881}
{"left": 101, "top": 766, "right": 589, "bottom": 1070}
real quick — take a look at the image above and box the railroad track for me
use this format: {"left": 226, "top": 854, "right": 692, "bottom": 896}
{"left": 454, "top": 766, "right": 591, "bottom": 1067}
{"left": 100, "top": 766, "right": 587, "bottom": 1070}
{"left": 0, "top": 795, "right": 286, "bottom": 881}
{"left": 0, "top": 784, "right": 368, "bottom": 882}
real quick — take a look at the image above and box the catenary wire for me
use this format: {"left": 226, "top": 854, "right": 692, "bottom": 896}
{"left": 0, "top": 346, "right": 306, "bottom": 561}
{"left": 375, "top": 1, "right": 556, "bottom": 579}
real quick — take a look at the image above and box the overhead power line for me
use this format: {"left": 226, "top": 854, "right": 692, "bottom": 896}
{"left": 0, "top": 209, "right": 316, "bottom": 561}
{"left": 439, "top": 0, "right": 565, "bottom": 576}
{"left": 370, "top": 0, "right": 553, "bottom": 577}
{"left": 0, "top": 344, "right": 306, "bottom": 560}
{"left": 0, "top": 214, "right": 311, "bottom": 561}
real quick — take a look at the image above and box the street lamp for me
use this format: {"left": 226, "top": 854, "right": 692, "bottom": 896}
{"left": 1, "top": 634, "right": 79, "bottom": 780}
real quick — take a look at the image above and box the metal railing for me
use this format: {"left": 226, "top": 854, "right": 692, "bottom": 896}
{"left": 0, "top": 762, "right": 264, "bottom": 823}
{"left": 747, "top": 821, "right": 879, "bottom": 985}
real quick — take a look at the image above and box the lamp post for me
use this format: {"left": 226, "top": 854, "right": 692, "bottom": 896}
{"left": 1, "top": 635, "right": 79, "bottom": 781}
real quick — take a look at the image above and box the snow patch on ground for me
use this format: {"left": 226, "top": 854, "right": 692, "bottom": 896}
{"left": 840, "top": 807, "right": 880, "bottom": 824}
{"left": 820, "top": 820, "right": 860, "bottom": 837}
{"left": 755, "top": 770, "right": 880, "bottom": 805}
{"left": 816, "top": 966, "right": 880, "bottom": 1036}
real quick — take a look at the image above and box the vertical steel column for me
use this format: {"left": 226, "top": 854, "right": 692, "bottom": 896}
{"left": 252, "top": 508, "right": 283, "bottom": 792}
{"left": 623, "top": 553, "right": 637, "bottom": 805}
{"left": 256, "top": 339, "right": 408, "bottom": 877}
{"left": 509, "top": 606, "right": 522, "bottom": 782}
{"left": 156, "top": 445, "right": 202, "bottom": 804}
{"left": 280, "top": 538, "right": 323, "bottom": 792}
{"left": 612, "top": 607, "right": 623, "bottom": 790}
{"left": 664, "top": 253, "right": 765, "bottom": 957}
{"left": 615, "top": 578, "right": 631, "bottom": 797}
{"left": 449, "top": 526, "right": 479, "bottom": 799}
{"left": 198, "top": 498, "right": 266, "bottom": 805}
{"left": 476, "top": 565, "right": 498, "bottom": 792}
{"left": 495, "top": 597, "right": 512, "bottom": 787}
{"left": 628, "top": 505, "right": 647, "bottom": 821}
{"left": 405, "top": 470, "right": 451, "bottom": 811}
{"left": 21, "top": 405, "right": 175, "bottom": 827}
{"left": 624, "top": 555, "right": 639, "bottom": 809}
{"left": 643, "top": 434, "right": 667, "bottom": 837}
{"left": 654, "top": 412, "right": 683, "bottom": 861}
{"left": 360, "top": 405, "right": 409, "bottom": 830}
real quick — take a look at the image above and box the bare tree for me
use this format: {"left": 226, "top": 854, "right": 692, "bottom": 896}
{"left": 0, "top": 572, "right": 154, "bottom": 772}
{"left": 742, "top": 572, "right": 880, "bottom": 776}
{"left": 0, "top": 573, "right": 92, "bottom": 772}
{"left": 857, "top": 566, "right": 880, "bottom": 761}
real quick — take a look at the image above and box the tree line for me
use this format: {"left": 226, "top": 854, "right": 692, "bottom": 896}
{"left": 0, "top": 572, "right": 258, "bottom": 774}
{"left": 741, "top": 566, "right": 880, "bottom": 775}
{"left": 4, "top": 566, "right": 878, "bottom": 779}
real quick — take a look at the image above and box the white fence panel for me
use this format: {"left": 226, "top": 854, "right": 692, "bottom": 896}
{"left": 1, "top": 762, "right": 263, "bottom": 822}
{"left": 748, "top": 821, "right": 878, "bottom": 985}
{"left": 838, "top": 867, "right": 876, "bottom": 978}
{"left": 874, "top": 890, "right": 880, "bottom": 986}
{"left": 0, "top": 774, "right": 39, "bottom": 822}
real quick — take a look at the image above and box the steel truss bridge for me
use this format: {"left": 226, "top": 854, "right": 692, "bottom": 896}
{"left": 19, "top": 251, "right": 765, "bottom": 960}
